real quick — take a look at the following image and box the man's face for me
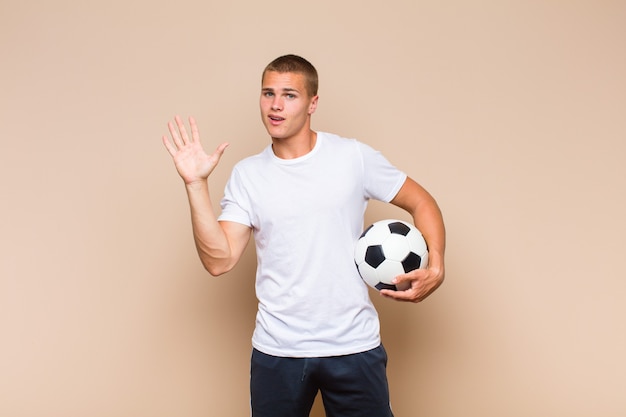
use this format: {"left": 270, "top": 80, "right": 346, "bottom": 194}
{"left": 260, "top": 71, "right": 318, "bottom": 141}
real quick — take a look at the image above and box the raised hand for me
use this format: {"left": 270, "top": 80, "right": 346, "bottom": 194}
{"left": 162, "top": 116, "right": 229, "bottom": 185}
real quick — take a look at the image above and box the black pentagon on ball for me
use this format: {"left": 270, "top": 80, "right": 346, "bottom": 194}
{"left": 402, "top": 252, "right": 422, "bottom": 272}
{"left": 364, "top": 245, "right": 385, "bottom": 268}
{"left": 375, "top": 282, "right": 398, "bottom": 291}
{"left": 388, "top": 221, "right": 411, "bottom": 236}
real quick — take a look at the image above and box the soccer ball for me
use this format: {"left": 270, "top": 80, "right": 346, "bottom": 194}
{"left": 354, "top": 219, "right": 429, "bottom": 291}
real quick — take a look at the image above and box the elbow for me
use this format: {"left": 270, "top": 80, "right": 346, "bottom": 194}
{"left": 195, "top": 246, "right": 234, "bottom": 276}
{"left": 202, "top": 259, "right": 234, "bottom": 277}
{"left": 204, "top": 264, "right": 228, "bottom": 277}
{"left": 196, "top": 242, "right": 242, "bottom": 277}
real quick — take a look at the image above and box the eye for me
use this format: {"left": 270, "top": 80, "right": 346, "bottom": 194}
{"left": 286, "top": 93, "right": 296, "bottom": 99}
{"left": 263, "top": 91, "right": 274, "bottom": 97}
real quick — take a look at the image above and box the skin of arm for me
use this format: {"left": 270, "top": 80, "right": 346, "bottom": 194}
{"left": 185, "top": 181, "right": 251, "bottom": 276}
{"left": 162, "top": 116, "right": 251, "bottom": 276}
{"left": 381, "top": 177, "right": 446, "bottom": 303}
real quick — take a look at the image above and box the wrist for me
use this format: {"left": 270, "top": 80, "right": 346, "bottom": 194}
{"left": 426, "top": 251, "right": 445, "bottom": 273}
{"left": 184, "top": 178, "right": 209, "bottom": 192}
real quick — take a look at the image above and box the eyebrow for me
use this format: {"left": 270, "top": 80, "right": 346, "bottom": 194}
{"left": 262, "top": 87, "right": 300, "bottom": 93}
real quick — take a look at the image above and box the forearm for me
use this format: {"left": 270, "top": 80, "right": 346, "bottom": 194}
{"left": 185, "top": 180, "right": 234, "bottom": 275}
{"left": 390, "top": 177, "right": 446, "bottom": 297}
{"left": 411, "top": 195, "right": 446, "bottom": 276}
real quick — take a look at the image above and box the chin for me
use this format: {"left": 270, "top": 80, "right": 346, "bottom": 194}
{"left": 265, "top": 127, "right": 288, "bottom": 140}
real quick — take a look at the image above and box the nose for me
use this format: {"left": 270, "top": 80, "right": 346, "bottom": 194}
{"left": 271, "top": 96, "right": 283, "bottom": 111}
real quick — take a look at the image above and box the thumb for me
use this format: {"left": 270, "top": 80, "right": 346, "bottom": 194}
{"left": 215, "top": 142, "right": 229, "bottom": 155}
{"left": 393, "top": 268, "right": 425, "bottom": 286}
{"left": 211, "top": 142, "right": 230, "bottom": 162}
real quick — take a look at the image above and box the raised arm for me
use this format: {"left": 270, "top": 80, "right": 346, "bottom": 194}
{"left": 383, "top": 177, "right": 446, "bottom": 302}
{"left": 162, "top": 116, "right": 251, "bottom": 276}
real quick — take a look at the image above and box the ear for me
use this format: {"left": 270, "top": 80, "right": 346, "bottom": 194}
{"left": 308, "top": 95, "right": 319, "bottom": 115}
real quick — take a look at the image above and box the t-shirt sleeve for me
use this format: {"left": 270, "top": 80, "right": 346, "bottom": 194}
{"left": 218, "top": 167, "right": 253, "bottom": 227}
{"left": 358, "top": 141, "right": 407, "bottom": 203}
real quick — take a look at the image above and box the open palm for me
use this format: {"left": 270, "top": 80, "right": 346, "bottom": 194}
{"left": 162, "top": 116, "right": 228, "bottom": 185}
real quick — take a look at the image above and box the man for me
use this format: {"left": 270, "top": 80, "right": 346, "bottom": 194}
{"left": 162, "top": 54, "right": 445, "bottom": 417}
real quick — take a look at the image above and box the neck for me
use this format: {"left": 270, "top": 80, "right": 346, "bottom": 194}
{"left": 271, "top": 130, "right": 317, "bottom": 159}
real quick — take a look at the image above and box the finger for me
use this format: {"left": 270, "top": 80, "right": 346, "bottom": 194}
{"left": 189, "top": 116, "right": 200, "bottom": 143}
{"left": 168, "top": 120, "right": 184, "bottom": 149}
{"left": 175, "top": 115, "right": 190, "bottom": 145}
{"left": 380, "top": 288, "right": 422, "bottom": 303}
{"left": 379, "top": 288, "right": 414, "bottom": 302}
{"left": 391, "top": 274, "right": 411, "bottom": 287}
{"left": 162, "top": 135, "right": 177, "bottom": 156}
{"left": 393, "top": 268, "right": 427, "bottom": 285}
{"left": 381, "top": 279, "right": 424, "bottom": 301}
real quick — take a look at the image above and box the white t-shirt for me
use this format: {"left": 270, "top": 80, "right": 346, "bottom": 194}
{"left": 218, "top": 132, "right": 407, "bottom": 357}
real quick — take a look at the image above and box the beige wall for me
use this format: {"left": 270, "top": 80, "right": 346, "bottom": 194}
{"left": 1, "top": 1, "right": 625, "bottom": 416}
